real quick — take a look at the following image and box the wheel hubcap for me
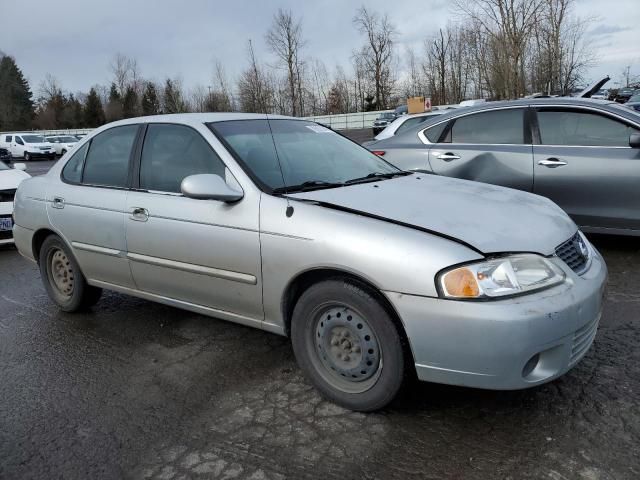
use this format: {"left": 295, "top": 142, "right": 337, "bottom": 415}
{"left": 50, "top": 249, "right": 74, "bottom": 297}
{"left": 315, "top": 306, "right": 381, "bottom": 382}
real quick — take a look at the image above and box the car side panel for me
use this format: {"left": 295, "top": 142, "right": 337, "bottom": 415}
{"left": 124, "top": 189, "right": 264, "bottom": 321}
{"left": 374, "top": 138, "right": 431, "bottom": 172}
{"left": 258, "top": 193, "right": 483, "bottom": 330}
{"left": 533, "top": 145, "right": 640, "bottom": 231}
{"left": 428, "top": 144, "right": 534, "bottom": 192}
{"left": 46, "top": 183, "right": 135, "bottom": 288}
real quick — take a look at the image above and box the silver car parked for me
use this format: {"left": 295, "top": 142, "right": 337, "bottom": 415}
{"left": 13, "top": 113, "right": 607, "bottom": 411}
{"left": 366, "top": 98, "right": 640, "bottom": 236}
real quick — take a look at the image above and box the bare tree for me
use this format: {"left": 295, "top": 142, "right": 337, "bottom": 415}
{"left": 353, "top": 6, "right": 396, "bottom": 109}
{"left": 110, "top": 53, "right": 135, "bottom": 95}
{"left": 238, "top": 40, "right": 273, "bottom": 113}
{"left": 454, "top": 0, "right": 544, "bottom": 98}
{"left": 266, "top": 9, "right": 305, "bottom": 116}
{"left": 402, "top": 47, "right": 424, "bottom": 98}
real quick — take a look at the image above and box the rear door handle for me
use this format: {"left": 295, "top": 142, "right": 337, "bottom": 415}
{"left": 436, "top": 153, "right": 461, "bottom": 161}
{"left": 52, "top": 197, "right": 65, "bottom": 209}
{"left": 538, "top": 158, "right": 568, "bottom": 168}
{"left": 130, "top": 207, "right": 149, "bottom": 222}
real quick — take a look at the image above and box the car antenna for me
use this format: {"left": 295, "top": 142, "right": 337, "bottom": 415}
{"left": 265, "top": 114, "right": 294, "bottom": 217}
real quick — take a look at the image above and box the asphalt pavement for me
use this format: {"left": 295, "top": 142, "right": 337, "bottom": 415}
{"left": 1, "top": 145, "right": 639, "bottom": 480}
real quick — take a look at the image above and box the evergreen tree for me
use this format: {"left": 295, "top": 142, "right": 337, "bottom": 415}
{"left": 0, "top": 55, "right": 34, "bottom": 130}
{"left": 141, "top": 82, "right": 160, "bottom": 115}
{"left": 122, "top": 85, "right": 138, "bottom": 118}
{"left": 70, "top": 94, "right": 84, "bottom": 127}
{"left": 84, "top": 87, "right": 105, "bottom": 127}
{"left": 163, "top": 79, "right": 186, "bottom": 113}
{"left": 105, "top": 82, "right": 123, "bottom": 121}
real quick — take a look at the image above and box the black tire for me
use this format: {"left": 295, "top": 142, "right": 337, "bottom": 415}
{"left": 38, "top": 235, "right": 103, "bottom": 312}
{"left": 61, "top": 149, "right": 67, "bottom": 156}
{"left": 291, "top": 278, "right": 406, "bottom": 411}
{"left": 24, "top": 152, "right": 31, "bottom": 162}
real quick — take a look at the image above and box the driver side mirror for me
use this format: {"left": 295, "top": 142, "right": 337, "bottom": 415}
{"left": 13, "top": 163, "right": 27, "bottom": 171}
{"left": 181, "top": 174, "right": 243, "bottom": 202}
{"left": 630, "top": 133, "right": 640, "bottom": 148}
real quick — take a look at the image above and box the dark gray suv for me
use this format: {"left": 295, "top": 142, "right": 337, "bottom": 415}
{"left": 366, "top": 98, "right": 640, "bottom": 236}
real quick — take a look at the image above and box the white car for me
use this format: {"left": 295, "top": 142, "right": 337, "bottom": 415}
{"left": 591, "top": 89, "right": 609, "bottom": 100}
{"left": 0, "top": 161, "right": 30, "bottom": 245}
{"left": 2, "top": 133, "right": 56, "bottom": 161}
{"left": 373, "top": 111, "right": 444, "bottom": 141}
{"left": 46, "top": 135, "right": 79, "bottom": 156}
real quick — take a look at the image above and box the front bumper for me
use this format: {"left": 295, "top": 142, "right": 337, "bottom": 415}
{"left": 26, "top": 150, "right": 55, "bottom": 158}
{"left": 385, "top": 249, "right": 607, "bottom": 390}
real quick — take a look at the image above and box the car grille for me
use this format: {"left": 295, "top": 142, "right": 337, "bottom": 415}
{"left": 555, "top": 232, "right": 589, "bottom": 273}
{"left": 569, "top": 315, "right": 599, "bottom": 366}
{"left": 0, "top": 189, "right": 16, "bottom": 203}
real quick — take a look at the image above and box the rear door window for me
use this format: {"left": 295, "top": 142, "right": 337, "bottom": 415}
{"left": 536, "top": 109, "right": 638, "bottom": 147}
{"left": 450, "top": 109, "right": 525, "bottom": 144}
{"left": 82, "top": 125, "right": 138, "bottom": 187}
{"left": 395, "top": 116, "right": 430, "bottom": 135}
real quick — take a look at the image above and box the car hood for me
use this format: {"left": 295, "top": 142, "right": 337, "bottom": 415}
{"left": 579, "top": 76, "right": 610, "bottom": 98}
{"left": 0, "top": 168, "right": 31, "bottom": 190}
{"left": 26, "top": 143, "right": 53, "bottom": 148}
{"left": 289, "top": 174, "right": 576, "bottom": 255}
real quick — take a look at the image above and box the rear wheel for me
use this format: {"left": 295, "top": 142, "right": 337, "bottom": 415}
{"left": 39, "top": 235, "right": 102, "bottom": 312}
{"left": 291, "top": 279, "right": 406, "bottom": 411}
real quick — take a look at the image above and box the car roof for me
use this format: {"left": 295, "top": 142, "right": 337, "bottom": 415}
{"left": 105, "top": 112, "right": 294, "bottom": 128}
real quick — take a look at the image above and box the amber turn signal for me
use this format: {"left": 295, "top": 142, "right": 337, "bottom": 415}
{"left": 442, "top": 267, "right": 480, "bottom": 298}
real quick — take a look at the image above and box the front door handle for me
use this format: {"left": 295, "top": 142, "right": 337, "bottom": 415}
{"left": 130, "top": 207, "right": 149, "bottom": 222}
{"left": 538, "top": 158, "right": 568, "bottom": 168}
{"left": 51, "top": 197, "right": 65, "bottom": 209}
{"left": 436, "top": 153, "right": 461, "bottom": 161}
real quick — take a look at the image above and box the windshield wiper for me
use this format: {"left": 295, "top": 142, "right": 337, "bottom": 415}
{"left": 272, "top": 180, "right": 345, "bottom": 194}
{"left": 344, "top": 171, "right": 411, "bottom": 185}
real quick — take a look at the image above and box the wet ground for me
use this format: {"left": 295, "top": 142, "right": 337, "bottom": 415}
{"left": 1, "top": 233, "right": 639, "bottom": 480}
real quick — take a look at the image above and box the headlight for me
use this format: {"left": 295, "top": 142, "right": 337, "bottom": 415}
{"left": 438, "top": 254, "right": 565, "bottom": 300}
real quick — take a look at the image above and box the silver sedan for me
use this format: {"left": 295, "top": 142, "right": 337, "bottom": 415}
{"left": 13, "top": 113, "right": 607, "bottom": 411}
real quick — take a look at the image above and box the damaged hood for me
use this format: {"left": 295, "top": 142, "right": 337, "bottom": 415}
{"left": 289, "top": 174, "right": 577, "bottom": 255}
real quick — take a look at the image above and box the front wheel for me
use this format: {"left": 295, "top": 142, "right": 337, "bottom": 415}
{"left": 39, "top": 235, "right": 103, "bottom": 312}
{"left": 291, "top": 279, "right": 406, "bottom": 411}
{"left": 24, "top": 152, "right": 31, "bottom": 162}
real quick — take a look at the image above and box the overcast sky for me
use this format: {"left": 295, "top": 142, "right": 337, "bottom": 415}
{"left": 2, "top": 0, "right": 639, "bottom": 96}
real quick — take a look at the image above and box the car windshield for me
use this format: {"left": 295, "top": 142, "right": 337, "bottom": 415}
{"left": 22, "top": 135, "right": 46, "bottom": 143}
{"left": 629, "top": 95, "right": 640, "bottom": 103}
{"left": 379, "top": 113, "right": 395, "bottom": 119}
{"left": 209, "top": 119, "right": 401, "bottom": 192}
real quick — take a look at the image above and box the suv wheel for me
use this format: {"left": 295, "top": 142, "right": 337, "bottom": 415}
{"left": 24, "top": 152, "right": 31, "bottom": 162}
{"left": 291, "top": 278, "right": 406, "bottom": 411}
{"left": 39, "top": 235, "right": 103, "bottom": 312}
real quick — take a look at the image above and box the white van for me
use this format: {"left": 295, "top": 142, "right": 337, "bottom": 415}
{"left": 2, "top": 133, "right": 56, "bottom": 161}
